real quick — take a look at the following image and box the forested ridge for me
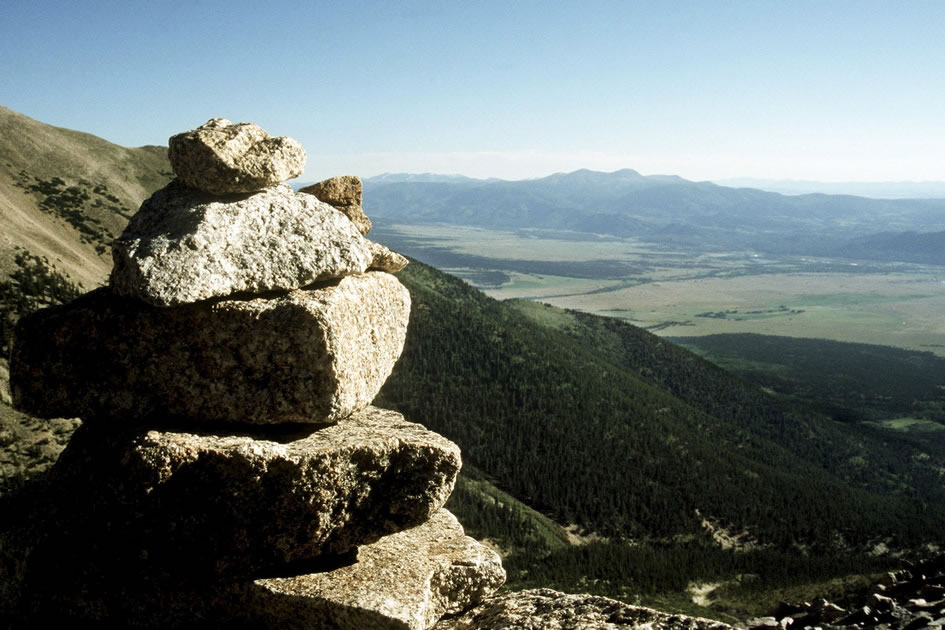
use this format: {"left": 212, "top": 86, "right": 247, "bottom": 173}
{"left": 509, "top": 303, "right": 945, "bottom": 505}
{"left": 672, "top": 333, "right": 945, "bottom": 427}
{"left": 376, "top": 261, "right": 945, "bottom": 550}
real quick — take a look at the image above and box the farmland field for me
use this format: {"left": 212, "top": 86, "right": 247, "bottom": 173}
{"left": 374, "top": 221, "right": 945, "bottom": 356}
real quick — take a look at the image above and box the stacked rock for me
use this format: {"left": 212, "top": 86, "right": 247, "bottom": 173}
{"left": 3, "top": 119, "right": 504, "bottom": 628}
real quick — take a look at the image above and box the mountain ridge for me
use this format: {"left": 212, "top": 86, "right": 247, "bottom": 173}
{"left": 362, "top": 168, "right": 945, "bottom": 260}
{"left": 0, "top": 105, "right": 173, "bottom": 288}
{"left": 715, "top": 177, "right": 945, "bottom": 199}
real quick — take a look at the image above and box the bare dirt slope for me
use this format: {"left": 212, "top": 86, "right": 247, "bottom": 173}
{"left": 0, "top": 105, "right": 172, "bottom": 288}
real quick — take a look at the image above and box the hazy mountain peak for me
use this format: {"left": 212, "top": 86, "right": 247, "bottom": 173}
{"left": 540, "top": 168, "right": 648, "bottom": 183}
{"left": 364, "top": 172, "right": 494, "bottom": 184}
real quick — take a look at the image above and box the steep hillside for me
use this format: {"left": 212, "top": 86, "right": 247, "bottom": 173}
{"left": 506, "top": 302, "right": 945, "bottom": 503}
{"left": 378, "top": 261, "right": 945, "bottom": 548}
{"left": 672, "top": 333, "right": 945, "bottom": 430}
{"left": 0, "top": 105, "right": 172, "bottom": 288}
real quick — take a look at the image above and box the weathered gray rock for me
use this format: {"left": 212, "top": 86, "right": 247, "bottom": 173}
{"left": 11, "top": 272, "right": 410, "bottom": 424}
{"left": 0, "top": 406, "right": 461, "bottom": 618}
{"left": 59, "top": 406, "right": 460, "bottom": 575}
{"left": 434, "top": 589, "right": 733, "bottom": 630}
{"left": 246, "top": 510, "right": 504, "bottom": 629}
{"left": 168, "top": 118, "right": 305, "bottom": 194}
{"left": 753, "top": 553, "right": 945, "bottom": 630}
{"left": 111, "top": 180, "right": 377, "bottom": 306}
{"left": 300, "top": 176, "right": 372, "bottom": 234}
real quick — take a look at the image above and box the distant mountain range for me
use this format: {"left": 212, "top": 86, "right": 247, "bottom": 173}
{"left": 364, "top": 168, "right": 945, "bottom": 264}
{"left": 715, "top": 177, "right": 945, "bottom": 199}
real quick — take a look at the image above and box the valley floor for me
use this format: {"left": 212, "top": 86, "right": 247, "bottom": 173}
{"left": 373, "top": 221, "right": 945, "bottom": 356}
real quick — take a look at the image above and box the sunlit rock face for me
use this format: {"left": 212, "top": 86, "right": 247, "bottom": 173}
{"left": 434, "top": 588, "right": 734, "bottom": 630}
{"left": 246, "top": 510, "right": 505, "bottom": 630}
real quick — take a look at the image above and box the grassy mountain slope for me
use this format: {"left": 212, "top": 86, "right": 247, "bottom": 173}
{"left": 0, "top": 105, "right": 172, "bottom": 288}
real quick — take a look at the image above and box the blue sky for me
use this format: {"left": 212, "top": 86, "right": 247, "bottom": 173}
{"left": 2, "top": 0, "right": 943, "bottom": 182}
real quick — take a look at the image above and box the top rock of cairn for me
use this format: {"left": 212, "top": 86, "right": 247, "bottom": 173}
{"left": 168, "top": 118, "right": 306, "bottom": 194}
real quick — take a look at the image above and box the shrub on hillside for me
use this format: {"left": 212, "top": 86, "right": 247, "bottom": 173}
{"left": 0, "top": 249, "right": 81, "bottom": 356}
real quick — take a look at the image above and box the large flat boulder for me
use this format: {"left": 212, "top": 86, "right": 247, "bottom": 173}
{"left": 11, "top": 272, "right": 409, "bottom": 424}
{"left": 0, "top": 407, "right": 460, "bottom": 618}
{"left": 168, "top": 118, "right": 305, "bottom": 194}
{"left": 110, "top": 180, "right": 377, "bottom": 306}
{"left": 247, "top": 509, "right": 505, "bottom": 629}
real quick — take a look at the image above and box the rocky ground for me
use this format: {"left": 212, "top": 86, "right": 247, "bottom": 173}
{"left": 747, "top": 556, "right": 945, "bottom": 630}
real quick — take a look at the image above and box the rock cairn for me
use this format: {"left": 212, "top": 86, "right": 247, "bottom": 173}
{"left": 748, "top": 555, "right": 945, "bottom": 630}
{"left": 3, "top": 119, "right": 504, "bottom": 627}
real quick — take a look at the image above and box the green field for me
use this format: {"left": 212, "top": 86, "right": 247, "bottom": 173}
{"left": 865, "top": 418, "right": 945, "bottom": 432}
{"left": 375, "top": 222, "right": 945, "bottom": 356}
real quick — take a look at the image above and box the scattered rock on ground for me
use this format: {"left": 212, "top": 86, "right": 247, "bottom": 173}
{"left": 747, "top": 554, "right": 945, "bottom": 630}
